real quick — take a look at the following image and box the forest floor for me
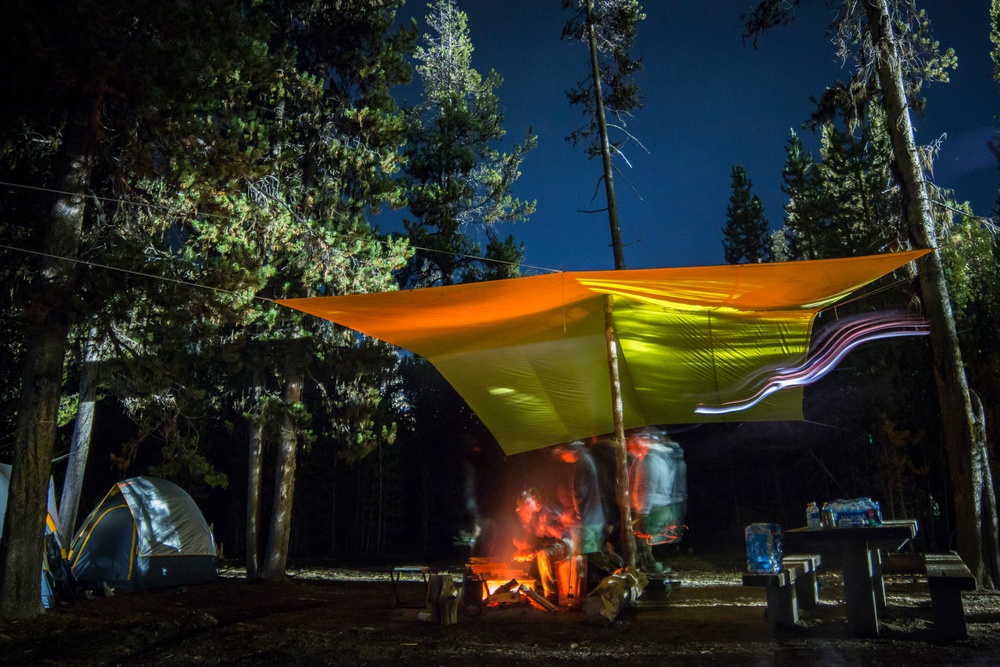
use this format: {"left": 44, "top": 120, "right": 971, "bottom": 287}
{"left": 1, "top": 550, "right": 999, "bottom": 666}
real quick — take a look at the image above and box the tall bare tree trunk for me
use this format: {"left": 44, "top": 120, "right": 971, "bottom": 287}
{"left": 245, "top": 369, "right": 265, "bottom": 580}
{"left": 585, "top": 0, "right": 637, "bottom": 569}
{"left": 605, "top": 296, "right": 636, "bottom": 569}
{"left": 0, "top": 98, "right": 96, "bottom": 620}
{"left": 58, "top": 327, "right": 102, "bottom": 541}
{"left": 262, "top": 366, "right": 303, "bottom": 580}
{"left": 862, "top": 0, "right": 996, "bottom": 585}
{"left": 585, "top": 0, "right": 625, "bottom": 271}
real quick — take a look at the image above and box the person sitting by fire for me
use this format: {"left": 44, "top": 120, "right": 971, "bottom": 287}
{"left": 627, "top": 427, "right": 685, "bottom": 572}
{"left": 512, "top": 489, "right": 573, "bottom": 604}
{"left": 550, "top": 440, "right": 607, "bottom": 557}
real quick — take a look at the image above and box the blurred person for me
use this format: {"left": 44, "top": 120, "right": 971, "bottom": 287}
{"left": 586, "top": 435, "right": 621, "bottom": 539}
{"left": 443, "top": 456, "right": 480, "bottom": 560}
{"left": 627, "top": 428, "right": 686, "bottom": 572}
{"left": 512, "top": 489, "right": 573, "bottom": 603}
{"left": 583, "top": 435, "right": 626, "bottom": 575}
{"left": 550, "top": 440, "right": 608, "bottom": 556}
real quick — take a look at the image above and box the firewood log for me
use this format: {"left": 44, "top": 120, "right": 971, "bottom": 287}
{"left": 427, "top": 574, "right": 459, "bottom": 625}
{"left": 582, "top": 568, "right": 649, "bottom": 626}
{"left": 520, "top": 584, "right": 558, "bottom": 612}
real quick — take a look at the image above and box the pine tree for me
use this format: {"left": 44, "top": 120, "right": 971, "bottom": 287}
{"left": 722, "top": 164, "right": 773, "bottom": 264}
{"left": 562, "top": 0, "right": 646, "bottom": 568}
{"left": 401, "top": 0, "right": 535, "bottom": 287}
{"left": 0, "top": 0, "right": 420, "bottom": 603}
{"left": 780, "top": 100, "right": 904, "bottom": 263}
{"left": 816, "top": 103, "right": 902, "bottom": 257}
{"left": 744, "top": 0, "right": 998, "bottom": 588}
{"left": 781, "top": 129, "right": 833, "bottom": 260}
{"left": 227, "top": 0, "right": 415, "bottom": 579}
{"left": 0, "top": 0, "right": 285, "bottom": 620}
{"left": 562, "top": 0, "right": 645, "bottom": 270}
{"left": 993, "top": 0, "right": 1000, "bottom": 81}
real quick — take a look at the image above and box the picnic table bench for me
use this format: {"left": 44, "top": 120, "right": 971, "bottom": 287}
{"left": 784, "top": 554, "right": 821, "bottom": 609}
{"left": 882, "top": 551, "right": 978, "bottom": 639}
{"left": 741, "top": 553, "right": 822, "bottom": 629}
{"left": 390, "top": 565, "right": 434, "bottom": 608}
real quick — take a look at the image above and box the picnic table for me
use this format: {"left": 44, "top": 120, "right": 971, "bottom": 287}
{"left": 783, "top": 519, "right": 918, "bottom": 636}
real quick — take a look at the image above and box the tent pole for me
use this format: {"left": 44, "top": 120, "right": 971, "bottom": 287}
{"left": 604, "top": 294, "right": 636, "bottom": 569}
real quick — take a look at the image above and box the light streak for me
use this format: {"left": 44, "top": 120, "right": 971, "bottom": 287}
{"left": 634, "top": 524, "right": 687, "bottom": 545}
{"left": 695, "top": 312, "right": 930, "bottom": 415}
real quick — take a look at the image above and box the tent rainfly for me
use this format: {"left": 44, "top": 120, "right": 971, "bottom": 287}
{"left": 278, "top": 250, "right": 930, "bottom": 456}
{"left": 0, "top": 464, "right": 65, "bottom": 608}
{"left": 68, "top": 477, "right": 217, "bottom": 591}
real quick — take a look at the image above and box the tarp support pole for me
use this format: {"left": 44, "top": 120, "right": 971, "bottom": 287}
{"left": 605, "top": 294, "right": 636, "bottom": 569}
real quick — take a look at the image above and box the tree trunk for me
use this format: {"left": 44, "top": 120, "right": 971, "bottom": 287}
{"left": 861, "top": 0, "right": 995, "bottom": 585}
{"left": 376, "top": 440, "right": 384, "bottom": 557}
{"left": 0, "top": 98, "right": 96, "bottom": 620}
{"left": 587, "top": 0, "right": 635, "bottom": 567}
{"left": 58, "top": 327, "right": 102, "bottom": 541}
{"left": 585, "top": 0, "right": 625, "bottom": 270}
{"left": 245, "top": 369, "right": 265, "bottom": 581}
{"left": 972, "top": 392, "right": 1000, "bottom": 587}
{"left": 261, "top": 366, "right": 303, "bottom": 580}
{"left": 604, "top": 295, "right": 636, "bottom": 569}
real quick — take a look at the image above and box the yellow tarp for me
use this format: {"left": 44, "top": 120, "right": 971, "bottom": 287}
{"left": 278, "top": 250, "right": 928, "bottom": 455}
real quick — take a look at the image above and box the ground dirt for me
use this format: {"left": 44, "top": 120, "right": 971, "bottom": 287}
{"left": 1, "top": 552, "right": 998, "bottom": 666}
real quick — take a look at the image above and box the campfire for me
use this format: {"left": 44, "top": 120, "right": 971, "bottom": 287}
{"left": 465, "top": 558, "right": 558, "bottom": 611}
{"left": 465, "top": 557, "right": 589, "bottom": 612}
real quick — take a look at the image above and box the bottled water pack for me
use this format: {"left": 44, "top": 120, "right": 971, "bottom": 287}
{"left": 745, "top": 523, "right": 783, "bottom": 573}
{"left": 827, "top": 497, "right": 883, "bottom": 528}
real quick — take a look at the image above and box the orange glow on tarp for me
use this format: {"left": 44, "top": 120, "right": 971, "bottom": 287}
{"left": 278, "top": 250, "right": 929, "bottom": 455}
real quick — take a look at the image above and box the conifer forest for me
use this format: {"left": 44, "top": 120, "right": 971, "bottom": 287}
{"left": 1, "top": 0, "right": 1000, "bottom": 636}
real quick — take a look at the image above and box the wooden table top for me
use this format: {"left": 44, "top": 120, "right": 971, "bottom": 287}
{"left": 784, "top": 519, "right": 918, "bottom": 551}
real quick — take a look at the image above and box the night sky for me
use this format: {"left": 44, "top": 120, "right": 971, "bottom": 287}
{"left": 383, "top": 0, "right": 997, "bottom": 274}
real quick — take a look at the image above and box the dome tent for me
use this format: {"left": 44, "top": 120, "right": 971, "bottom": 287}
{"left": 0, "top": 463, "right": 71, "bottom": 608}
{"left": 68, "top": 476, "right": 217, "bottom": 591}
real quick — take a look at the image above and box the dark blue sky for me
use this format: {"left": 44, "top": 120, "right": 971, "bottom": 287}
{"left": 384, "top": 0, "right": 996, "bottom": 274}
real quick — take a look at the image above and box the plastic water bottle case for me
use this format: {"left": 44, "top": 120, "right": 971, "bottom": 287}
{"left": 745, "top": 523, "right": 783, "bottom": 573}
